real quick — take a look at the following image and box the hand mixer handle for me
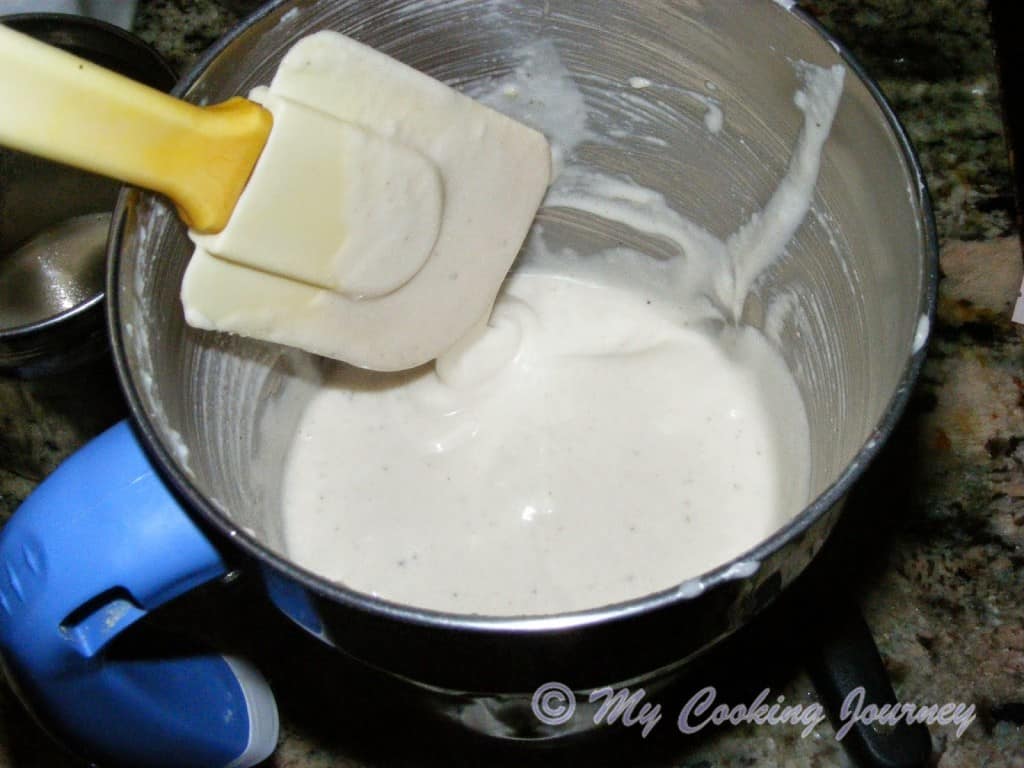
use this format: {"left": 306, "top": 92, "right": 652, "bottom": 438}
{"left": 0, "top": 24, "right": 271, "bottom": 233}
{"left": 0, "top": 421, "right": 278, "bottom": 768}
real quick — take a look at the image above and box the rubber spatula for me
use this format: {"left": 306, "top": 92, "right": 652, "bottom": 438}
{"left": 0, "top": 23, "right": 450, "bottom": 291}
{"left": 0, "top": 25, "right": 552, "bottom": 371}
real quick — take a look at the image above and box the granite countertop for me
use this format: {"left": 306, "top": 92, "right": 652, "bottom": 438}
{"left": 1, "top": 1, "right": 1022, "bottom": 766}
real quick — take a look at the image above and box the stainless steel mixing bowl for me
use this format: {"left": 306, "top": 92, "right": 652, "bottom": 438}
{"left": 107, "top": 0, "right": 936, "bottom": 737}
{"left": 0, "top": 14, "right": 175, "bottom": 376}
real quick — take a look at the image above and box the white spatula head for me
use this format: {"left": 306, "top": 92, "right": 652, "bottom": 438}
{"left": 182, "top": 31, "right": 552, "bottom": 372}
{"left": 191, "top": 90, "right": 444, "bottom": 298}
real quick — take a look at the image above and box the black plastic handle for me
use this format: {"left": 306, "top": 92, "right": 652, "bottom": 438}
{"left": 807, "top": 594, "right": 932, "bottom": 768}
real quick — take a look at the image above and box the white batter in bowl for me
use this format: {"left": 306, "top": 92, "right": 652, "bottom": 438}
{"left": 279, "top": 47, "right": 845, "bottom": 616}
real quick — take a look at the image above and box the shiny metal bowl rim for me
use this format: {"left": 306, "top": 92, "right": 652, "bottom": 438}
{"left": 107, "top": 0, "right": 940, "bottom": 632}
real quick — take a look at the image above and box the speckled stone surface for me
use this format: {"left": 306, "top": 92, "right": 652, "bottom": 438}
{"left": 1, "top": 1, "right": 1021, "bottom": 766}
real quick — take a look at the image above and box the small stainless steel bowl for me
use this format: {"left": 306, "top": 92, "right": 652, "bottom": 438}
{"left": 0, "top": 13, "right": 175, "bottom": 377}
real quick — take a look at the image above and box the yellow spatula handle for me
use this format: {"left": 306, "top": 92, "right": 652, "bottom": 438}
{"left": 0, "top": 24, "right": 272, "bottom": 233}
